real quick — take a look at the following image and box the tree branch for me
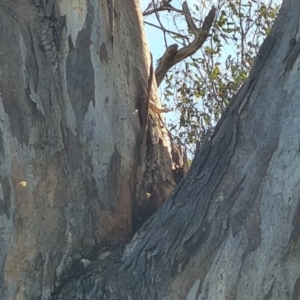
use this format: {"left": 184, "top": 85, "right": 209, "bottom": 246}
{"left": 152, "top": 0, "right": 168, "bottom": 46}
{"left": 182, "top": 1, "right": 198, "bottom": 34}
{"left": 143, "top": 1, "right": 183, "bottom": 16}
{"left": 155, "top": 44, "right": 178, "bottom": 87}
{"left": 155, "top": 3, "right": 216, "bottom": 87}
{"left": 144, "top": 21, "right": 188, "bottom": 40}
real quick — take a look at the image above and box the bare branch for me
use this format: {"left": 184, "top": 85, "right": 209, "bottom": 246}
{"left": 155, "top": 4, "right": 216, "bottom": 87}
{"left": 144, "top": 21, "right": 189, "bottom": 40}
{"left": 155, "top": 44, "right": 178, "bottom": 87}
{"left": 143, "top": 1, "right": 183, "bottom": 17}
{"left": 151, "top": 0, "right": 168, "bottom": 46}
{"left": 176, "top": 5, "right": 216, "bottom": 61}
{"left": 142, "top": 2, "right": 152, "bottom": 16}
{"left": 182, "top": 1, "right": 197, "bottom": 34}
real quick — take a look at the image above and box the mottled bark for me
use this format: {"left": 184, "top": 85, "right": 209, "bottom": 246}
{"left": 0, "top": 0, "right": 181, "bottom": 299}
{"left": 1, "top": 0, "right": 300, "bottom": 299}
{"left": 52, "top": 0, "right": 300, "bottom": 299}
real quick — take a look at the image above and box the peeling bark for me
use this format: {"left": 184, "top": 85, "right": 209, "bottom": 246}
{"left": 1, "top": 0, "right": 300, "bottom": 300}
{"left": 52, "top": 0, "right": 300, "bottom": 299}
{"left": 0, "top": 0, "right": 182, "bottom": 299}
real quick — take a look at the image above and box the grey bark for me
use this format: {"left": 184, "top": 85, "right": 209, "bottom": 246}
{"left": 0, "top": 0, "right": 180, "bottom": 299}
{"left": 1, "top": 0, "right": 300, "bottom": 300}
{"left": 52, "top": 0, "right": 300, "bottom": 299}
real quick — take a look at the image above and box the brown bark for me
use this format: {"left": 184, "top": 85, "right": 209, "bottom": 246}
{"left": 2, "top": 0, "right": 300, "bottom": 300}
{"left": 52, "top": 0, "right": 300, "bottom": 299}
{"left": 154, "top": 4, "right": 216, "bottom": 87}
{"left": 0, "top": 0, "right": 182, "bottom": 299}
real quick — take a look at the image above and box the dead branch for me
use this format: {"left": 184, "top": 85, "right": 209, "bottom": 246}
{"left": 155, "top": 44, "right": 178, "bottom": 87}
{"left": 182, "top": 1, "right": 198, "bottom": 34}
{"left": 144, "top": 21, "right": 188, "bottom": 40}
{"left": 155, "top": 3, "right": 216, "bottom": 87}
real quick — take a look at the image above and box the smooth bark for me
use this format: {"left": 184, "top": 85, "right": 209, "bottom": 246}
{"left": 0, "top": 0, "right": 180, "bottom": 299}
{"left": 53, "top": 0, "right": 300, "bottom": 299}
{"left": 1, "top": 0, "right": 300, "bottom": 300}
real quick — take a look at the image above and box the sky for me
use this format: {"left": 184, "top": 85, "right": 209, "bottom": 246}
{"left": 139, "top": 0, "right": 282, "bottom": 143}
{"left": 140, "top": 0, "right": 200, "bottom": 64}
{"left": 140, "top": 0, "right": 282, "bottom": 79}
{"left": 139, "top": 0, "right": 202, "bottom": 125}
{"left": 139, "top": 0, "right": 233, "bottom": 139}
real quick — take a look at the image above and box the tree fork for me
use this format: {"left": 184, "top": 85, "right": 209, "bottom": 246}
{"left": 52, "top": 1, "right": 300, "bottom": 299}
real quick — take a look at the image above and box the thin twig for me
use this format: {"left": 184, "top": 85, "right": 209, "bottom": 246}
{"left": 152, "top": 0, "right": 168, "bottom": 46}
{"left": 143, "top": 4, "right": 183, "bottom": 16}
{"left": 155, "top": 4, "right": 216, "bottom": 87}
{"left": 144, "top": 21, "right": 189, "bottom": 40}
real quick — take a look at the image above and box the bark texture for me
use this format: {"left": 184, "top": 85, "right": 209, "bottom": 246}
{"left": 1, "top": 0, "right": 300, "bottom": 299}
{"left": 52, "top": 0, "right": 300, "bottom": 299}
{"left": 0, "top": 0, "right": 180, "bottom": 299}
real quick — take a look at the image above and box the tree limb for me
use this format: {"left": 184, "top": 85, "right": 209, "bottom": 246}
{"left": 182, "top": 1, "right": 198, "bottom": 34}
{"left": 155, "top": 3, "right": 216, "bottom": 87}
{"left": 155, "top": 44, "right": 178, "bottom": 87}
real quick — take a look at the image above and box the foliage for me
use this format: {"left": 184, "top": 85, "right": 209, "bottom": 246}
{"left": 144, "top": 0, "right": 281, "bottom": 154}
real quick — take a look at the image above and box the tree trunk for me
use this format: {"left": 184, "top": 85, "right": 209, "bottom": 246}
{"left": 0, "top": 0, "right": 184, "bottom": 299}
{"left": 1, "top": 0, "right": 300, "bottom": 299}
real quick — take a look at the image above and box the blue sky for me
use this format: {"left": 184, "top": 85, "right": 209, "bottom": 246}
{"left": 140, "top": 0, "right": 202, "bottom": 124}
{"left": 140, "top": 0, "right": 200, "bottom": 65}
{"left": 139, "top": 0, "right": 282, "bottom": 142}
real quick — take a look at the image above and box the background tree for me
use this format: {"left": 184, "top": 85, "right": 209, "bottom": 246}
{"left": 143, "top": 0, "right": 281, "bottom": 152}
